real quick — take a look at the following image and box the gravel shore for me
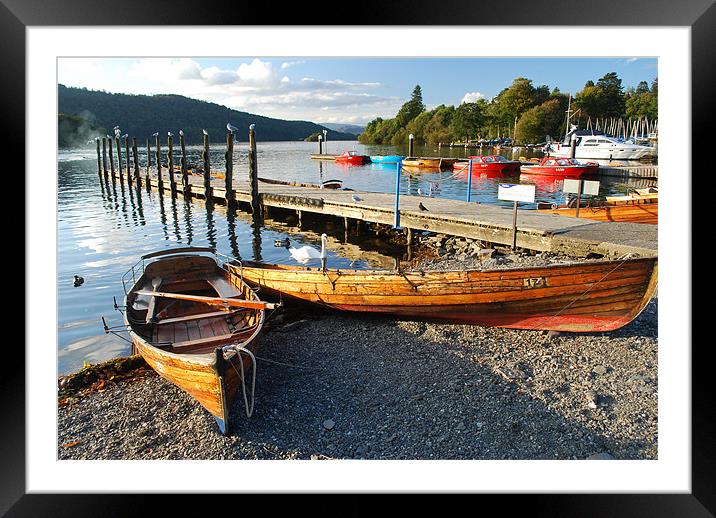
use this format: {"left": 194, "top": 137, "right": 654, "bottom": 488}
{"left": 58, "top": 295, "right": 657, "bottom": 460}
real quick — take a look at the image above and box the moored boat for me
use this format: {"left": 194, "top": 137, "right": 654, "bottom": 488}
{"left": 452, "top": 155, "right": 521, "bottom": 176}
{"left": 121, "top": 247, "right": 277, "bottom": 434}
{"left": 335, "top": 151, "right": 369, "bottom": 165}
{"left": 232, "top": 256, "right": 658, "bottom": 333}
{"left": 547, "top": 130, "right": 657, "bottom": 160}
{"left": 537, "top": 188, "right": 658, "bottom": 224}
{"left": 369, "top": 155, "right": 404, "bottom": 164}
{"left": 520, "top": 157, "right": 599, "bottom": 177}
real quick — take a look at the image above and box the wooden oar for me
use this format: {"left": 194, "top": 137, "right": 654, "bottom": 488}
{"left": 135, "top": 290, "right": 278, "bottom": 311}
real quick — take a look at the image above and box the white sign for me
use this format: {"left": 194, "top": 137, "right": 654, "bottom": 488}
{"left": 563, "top": 179, "right": 601, "bottom": 196}
{"left": 498, "top": 183, "right": 536, "bottom": 203}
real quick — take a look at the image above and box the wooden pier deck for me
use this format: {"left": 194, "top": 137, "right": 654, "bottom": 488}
{"left": 115, "top": 168, "right": 657, "bottom": 259}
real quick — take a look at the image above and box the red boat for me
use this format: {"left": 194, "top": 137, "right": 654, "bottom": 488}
{"left": 519, "top": 157, "right": 599, "bottom": 178}
{"left": 335, "top": 151, "right": 369, "bottom": 165}
{"left": 453, "top": 155, "right": 521, "bottom": 176}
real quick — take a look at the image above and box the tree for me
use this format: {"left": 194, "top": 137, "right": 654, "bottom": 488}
{"left": 595, "top": 72, "right": 625, "bottom": 118}
{"left": 450, "top": 100, "right": 487, "bottom": 141}
{"left": 514, "top": 99, "right": 564, "bottom": 144}
{"left": 395, "top": 85, "right": 425, "bottom": 127}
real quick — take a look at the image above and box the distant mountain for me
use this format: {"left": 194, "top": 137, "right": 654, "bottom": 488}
{"left": 57, "top": 85, "right": 357, "bottom": 147}
{"left": 320, "top": 123, "right": 366, "bottom": 136}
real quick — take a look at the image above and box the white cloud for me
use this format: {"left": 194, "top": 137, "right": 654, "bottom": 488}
{"left": 461, "top": 91, "right": 484, "bottom": 103}
{"left": 626, "top": 57, "right": 639, "bottom": 63}
{"left": 281, "top": 60, "right": 305, "bottom": 69}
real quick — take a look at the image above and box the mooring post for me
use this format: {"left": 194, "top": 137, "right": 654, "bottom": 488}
{"left": 125, "top": 137, "right": 131, "bottom": 185}
{"left": 95, "top": 138, "right": 102, "bottom": 176}
{"left": 202, "top": 132, "right": 212, "bottom": 200}
{"left": 145, "top": 138, "right": 152, "bottom": 190}
{"left": 248, "top": 124, "right": 260, "bottom": 214}
{"left": 408, "top": 133, "right": 414, "bottom": 158}
{"left": 167, "top": 133, "right": 176, "bottom": 195}
{"left": 318, "top": 134, "right": 323, "bottom": 155}
{"left": 132, "top": 137, "right": 140, "bottom": 186}
{"left": 569, "top": 132, "right": 577, "bottom": 159}
{"left": 155, "top": 134, "right": 163, "bottom": 192}
{"left": 225, "top": 131, "right": 235, "bottom": 206}
{"left": 108, "top": 138, "right": 115, "bottom": 176}
{"left": 466, "top": 158, "right": 473, "bottom": 202}
{"left": 116, "top": 137, "right": 123, "bottom": 181}
{"left": 180, "top": 131, "right": 189, "bottom": 197}
{"left": 101, "top": 138, "right": 108, "bottom": 176}
{"left": 393, "top": 161, "right": 402, "bottom": 229}
{"left": 322, "top": 129, "right": 328, "bottom": 155}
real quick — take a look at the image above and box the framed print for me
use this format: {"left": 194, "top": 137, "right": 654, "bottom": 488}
{"left": 7, "top": 0, "right": 711, "bottom": 513}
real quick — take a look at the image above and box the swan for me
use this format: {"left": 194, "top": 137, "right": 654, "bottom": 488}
{"left": 288, "top": 233, "right": 327, "bottom": 264}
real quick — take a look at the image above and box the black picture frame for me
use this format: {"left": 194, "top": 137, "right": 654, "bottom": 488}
{"left": 8, "top": 0, "right": 708, "bottom": 514}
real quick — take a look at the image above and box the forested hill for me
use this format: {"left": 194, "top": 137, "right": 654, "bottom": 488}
{"left": 57, "top": 84, "right": 357, "bottom": 146}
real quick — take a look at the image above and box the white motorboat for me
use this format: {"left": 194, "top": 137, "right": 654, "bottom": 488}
{"left": 546, "top": 130, "right": 657, "bottom": 160}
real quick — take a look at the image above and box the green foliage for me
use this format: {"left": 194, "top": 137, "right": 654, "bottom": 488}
{"left": 395, "top": 85, "right": 426, "bottom": 127}
{"left": 57, "top": 84, "right": 356, "bottom": 146}
{"left": 514, "top": 99, "right": 564, "bottom": 144}
{"left": 624, "top": 78, "right": 658, "bottom": 120}
{"left": 450, "top": 100, "right": 487, "bottom": 141}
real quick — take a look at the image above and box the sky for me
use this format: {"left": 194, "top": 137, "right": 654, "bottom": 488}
{"left": 58, "top": 57, "right": 658, "bottom": 126}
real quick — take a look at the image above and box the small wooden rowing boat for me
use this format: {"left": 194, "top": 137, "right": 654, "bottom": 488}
{"left": 231, "top": 256, "right": 657, "bottom": 333}
{"left": 402, "top": 157, "right": 442, "bottom": 169}
{"left": 537, "top": 189, "right": 658, "bottom": 224}
{"left": 122, "top": 247, "right": 277, "bottom": 434}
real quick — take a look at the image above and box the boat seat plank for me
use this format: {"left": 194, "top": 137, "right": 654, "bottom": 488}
{"left": 172, "top": 333, "right": 235, "bottom": 349}
{"left": 156, "top": 310, "right": 236, "bottom": 326}
{"left": 206, "top": 276, "right": 242, "bottom": 299}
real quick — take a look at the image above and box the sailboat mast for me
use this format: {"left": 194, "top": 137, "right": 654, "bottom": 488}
{"left": 564, "top": 94, "right": 572, "bottom": 142}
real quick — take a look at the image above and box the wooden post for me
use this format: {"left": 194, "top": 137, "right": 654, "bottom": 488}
{"left": 108, "top": 138, "right": 115, "bottom": 176}
{"left": 203, "top": 133, "right": 212, "bottom": 199}
{"left": 155, "top": 134, "right": 163, "bottom": 191}
{"left": 132, "top": 137, "right": 140, "bottom": 186}
{"left": 569, "top": 133, "right": 577, "bottom": 159}
{"left": 167, "top": 134, "right": 176, "bottom": 195}
{"left": 511, "top": 200, "right": 518, "bottom": 251}
{"left": 101, "top": 138, "right": 108, "bottom": 175}
{"left": 224, "top": 132, "right": 235, "bottom": 206}
{"left": 116, "top": 137, "right": 123, "bottom": 181}
{"left": 125, "top": 137, "right": 131, "bottom": 185}
{"left": 248, "top": 125, "right": 260, "bottom": 214}
{"left": 575, "top": 179, "right": 583, "bottom": 218}
{"left": 95, "top": 138, "right": 102, "bottom": 176}
{"left": 145, "top": 138, "right": 152, "bottom": 190}
{"left": 180, "top": 132, "right": 189, "bottom": 196}
{"left": 318, "top": 135, "right": 323, "bottom": 155}
{"left": 408, "top": 133, "right": 414, "bottom": 158}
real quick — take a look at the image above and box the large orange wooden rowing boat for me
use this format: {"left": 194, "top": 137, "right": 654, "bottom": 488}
{"left": 537, "top": 189, "right": 658, "bottom": 224}
{"left": 231, "top": 257, "right": 657, "bottom": 333}
{"left": 122, "top": 247, "right": 276, "bottom": 434}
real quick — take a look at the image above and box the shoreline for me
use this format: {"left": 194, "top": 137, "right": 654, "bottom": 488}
{"left": 58, "top": 282, "right": 658, "bottom": 460}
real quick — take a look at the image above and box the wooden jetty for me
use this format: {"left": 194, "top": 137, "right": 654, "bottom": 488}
{"left": 97, "top": 132, "right": 657, "bottom": 260}
{"left": 597, "top": 164, "right": 658, "bottom": 179}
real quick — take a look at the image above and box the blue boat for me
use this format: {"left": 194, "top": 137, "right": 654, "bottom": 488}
{"left": 369, "top": 155, "right": 404, "bottom": 164}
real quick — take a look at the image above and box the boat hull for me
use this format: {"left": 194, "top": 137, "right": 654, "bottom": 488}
{"left": 538, "top": 202, "right": 658, "bottom": 224}
{"left": 369, "top": 155, "right": 404, "bottom": 164}
{"left": 550, "top": 144, "right": 656, "bottom": 160}
{"left": 453, "top": 161, "right": 521, "bottom": 176}
{"left": 232, "top": 258, "right": 658, "bottom": 332}
{"left": 519, "top": 164, "right": 598, "bottom": 177}
{"left": 124, "top": 251, "right": 265, "bottom": 434}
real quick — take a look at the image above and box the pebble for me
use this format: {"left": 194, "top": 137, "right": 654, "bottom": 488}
{"left": 322, "top": 419, "right": 335, "bottom": 431}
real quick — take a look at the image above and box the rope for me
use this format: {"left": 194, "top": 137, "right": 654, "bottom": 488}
{"left": 226, "top": 345, "right": 257, "bottom": 418}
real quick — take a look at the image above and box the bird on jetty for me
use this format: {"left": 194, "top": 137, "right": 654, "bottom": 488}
{"left": 152, "top": 132, "right": 159, "bottom": 137}
{"left": 73, "top": 275, "right": 84, "bottom": 287}
{"left": 122, "top": 134, "right": 128, "bottom": 140}
{"left": 418, "top": 202, "right": 429, "bottom": 211}
{"left": 167, "top": 131, "right": 173, "bottom": 137}
{"left": 274, "top": 238, "right": 290, "bottom": 248}
{"left": 202, "top": 129, "right": 208, "bottom": 136}
{"left": 351, "top": 194, "right": 363, "bottom": 203}
{"left": 179, "top": 129, "right": 184, "bottom": 137}
{"left": 288, "top": 234, "right": 327, "bottom": 264}
{"left": 227, "top": 123, "right": 239, "bottom": 133}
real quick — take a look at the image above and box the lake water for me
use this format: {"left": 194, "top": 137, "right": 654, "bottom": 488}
{"left": 57, "top": 140, "right": 656, "bottom": 375}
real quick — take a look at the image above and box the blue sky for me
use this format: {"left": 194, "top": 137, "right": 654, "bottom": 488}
{"left": 58, "top": 57, "right": 657, "bottom": 125}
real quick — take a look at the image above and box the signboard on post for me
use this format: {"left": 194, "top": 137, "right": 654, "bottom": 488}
{"left": 563, "top": 179, "right": 600, "bottom": 196}
{"left": 498, "top": 183, "right": 536, "bottom": 203}
{"left": 498, "top": 184, "right": 535, "bottom": 251}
